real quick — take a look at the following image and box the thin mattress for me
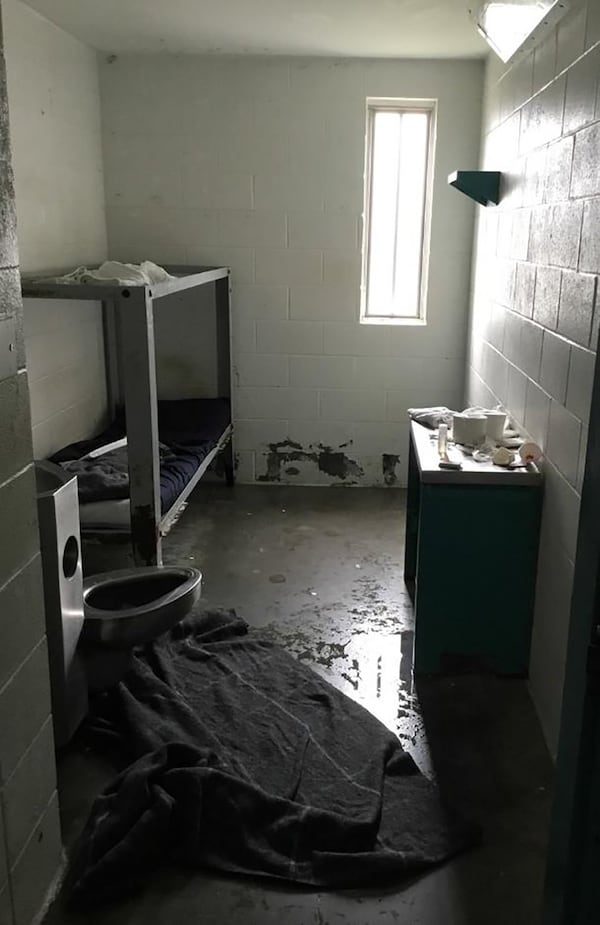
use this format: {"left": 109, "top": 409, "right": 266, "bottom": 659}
{"left": 51, "top": 398, "right": 231, "bottom": 529}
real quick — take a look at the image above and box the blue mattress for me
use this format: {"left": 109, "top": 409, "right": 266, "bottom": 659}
{"left": 52, "top": 398, "right": 231, "bottom": 513}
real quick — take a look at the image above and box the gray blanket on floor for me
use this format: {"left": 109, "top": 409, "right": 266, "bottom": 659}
{"left": 67, "top": 610, "right": 478, "bottom": 907}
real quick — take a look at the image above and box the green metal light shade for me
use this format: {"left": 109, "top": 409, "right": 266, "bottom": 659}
{"left": 448, "top": 170, "right": 501, "bottom": 206}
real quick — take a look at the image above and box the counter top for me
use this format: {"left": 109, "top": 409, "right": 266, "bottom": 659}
{"left": 411, "top": 420, "right": 542, "bottom": 486}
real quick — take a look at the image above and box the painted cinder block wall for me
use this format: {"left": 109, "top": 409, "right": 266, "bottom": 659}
{"left": 99, "top": 55, "right": 484, "bottom": 486}
{"left": 3, "top": 0, "right": 108, "bottom": 459}
{"left": 0, "top": 4, "right": 63, "bottom": 923}
{"left": 467, "top": 0, "right": 600, "bottom": 755}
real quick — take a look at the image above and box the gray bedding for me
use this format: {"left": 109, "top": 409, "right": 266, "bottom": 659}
{"left": 61, "top": 444, "right": 175, "bottom": 503}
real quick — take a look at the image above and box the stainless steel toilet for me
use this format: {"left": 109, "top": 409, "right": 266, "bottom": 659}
{"left": 82, "top": 566, "right": 202, "bottom": 647}
{"left": 80, "top": 565, "right": 202, "bottom": 691}
{"left": 35, "top": 461, "right": 203, "bottom": 716}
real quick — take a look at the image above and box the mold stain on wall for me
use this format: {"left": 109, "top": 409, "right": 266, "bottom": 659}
{"left": 257, "top": 440, "right": 365, "bottom": 484}
{"left": 382, "top": 454, "right": 400, "bottom": 486}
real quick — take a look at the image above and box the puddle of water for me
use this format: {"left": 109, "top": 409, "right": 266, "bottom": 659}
{"left": 260, "top": 608, "right": 433, "bottom": 778}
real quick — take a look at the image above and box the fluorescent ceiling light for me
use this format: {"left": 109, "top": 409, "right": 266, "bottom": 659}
{"left": 470, "top": 0, "right": 570, "bottom": 62}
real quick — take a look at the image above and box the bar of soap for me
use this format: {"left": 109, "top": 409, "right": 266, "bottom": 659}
{"left": 492, "top": 446, "right": 514, "bottom": 466}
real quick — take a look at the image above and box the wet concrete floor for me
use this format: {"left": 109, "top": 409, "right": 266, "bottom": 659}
{"left": 49, "top": 485, "right": 554, "bottom": 925}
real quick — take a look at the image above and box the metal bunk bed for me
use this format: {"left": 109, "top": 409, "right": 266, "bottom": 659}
{"left": 22, "top": 265, "right": 233, "bottom": 567}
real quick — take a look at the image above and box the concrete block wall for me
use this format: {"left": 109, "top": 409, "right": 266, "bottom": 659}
{"left": 0, "top": 5, "right": 63, "bottom": 923}
{"left": 153, "top": 289, "right": 220, "bottom": 399}
{"left": 99, "top": 55, "right": 484, "bottom": 485}
{"left": 3, "top": 0, "right": 108, "bottom": 459}
{"left": 467, "top": 0, "right": 600, "bottom": 755}
{"left": 21, "top": 299, "right": 107, "bottom": 458}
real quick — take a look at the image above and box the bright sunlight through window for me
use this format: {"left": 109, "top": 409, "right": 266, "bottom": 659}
{"left": 361, "top": 99, "right": 436, "bottom": 324}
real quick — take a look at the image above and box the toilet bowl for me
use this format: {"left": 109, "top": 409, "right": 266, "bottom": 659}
{"left": 82, "top": 566, "right": 202, "bottom": 648}
{"left": 80, "top": 566, "right": 202, "bottom": 690}
{"left": 35, "top": 459, "right": 204, "bottom": 713}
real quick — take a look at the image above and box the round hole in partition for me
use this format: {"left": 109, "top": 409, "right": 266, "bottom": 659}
{"left": 62, "top": 536, "right": 79, "bottom": 580}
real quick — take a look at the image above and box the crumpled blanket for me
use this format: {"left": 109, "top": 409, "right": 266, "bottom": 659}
{"left": 45, "top": 260, "right": 175, "bottom": 287}
{"left": 61, "top": 443, "right": 175, "bottom": 503}
{"left": 66, "top": 609, "right": 479, "bottom": 909}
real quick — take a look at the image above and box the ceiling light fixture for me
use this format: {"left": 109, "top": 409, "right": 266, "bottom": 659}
{"left": 468, "top": 0, "right": 570, "bottom": 62}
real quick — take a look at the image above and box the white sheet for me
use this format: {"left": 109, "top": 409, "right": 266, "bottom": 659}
{"left": 79, "top": 499, "right": 131, "bottom": 530}
{"left": 45, "top": 260, "right": 175, "bottom": 287}
{"left": 87, "top": 437, "right": 128, "bottom": 459}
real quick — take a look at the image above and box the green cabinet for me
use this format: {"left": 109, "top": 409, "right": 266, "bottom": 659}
{"left": 405, "top": 422, "right": 542, "bottom": 675}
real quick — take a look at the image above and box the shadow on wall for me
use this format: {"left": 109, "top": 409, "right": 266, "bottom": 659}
{"left": 245, "top": 440, "right": 401, "bottom": 486}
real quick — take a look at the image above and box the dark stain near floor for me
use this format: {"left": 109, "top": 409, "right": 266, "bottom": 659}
{"left": 258, "top": 439, "right": 364, "bottom": 484}
{"left": 257, "top": 440, "right": 304, "bottom": 482}
{"left": 382, "top": 454, "right": 401, "bottom": 486}
{"left": 318, "top": 449, "right": 363, "bottom": 480}
{"left": 310, "top": 639, "right": 349, "bottom": 667}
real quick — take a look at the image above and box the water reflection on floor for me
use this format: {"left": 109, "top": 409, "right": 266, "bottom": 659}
{"left": 259, "top": 602, "right": 430, "bottom": 777}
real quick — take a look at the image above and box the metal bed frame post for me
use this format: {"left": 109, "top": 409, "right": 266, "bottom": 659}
{"left": 215, "top": 270, "right": 234, "bottom": 485}
{"left": 116, "top": 287, "right": 162, "bottom": 566}
{"left": 101, "top": 300, "right": 121, "bottom": 418}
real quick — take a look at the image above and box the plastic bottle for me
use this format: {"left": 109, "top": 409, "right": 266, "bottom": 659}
{"left": 438, "top": 423, "right": 448, "bottom": 457}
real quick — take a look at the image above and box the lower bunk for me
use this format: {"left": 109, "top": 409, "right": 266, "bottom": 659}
{"left": 50, "top": 398, "right": 233, "bottom": 536}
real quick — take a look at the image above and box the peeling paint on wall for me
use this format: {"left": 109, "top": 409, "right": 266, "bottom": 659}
{"left": 257, "top": 439, "right": 365, "bottom": 484}
{"left": 382, "top": 454, "right": 401, "bottom": 486}
{"left": 317, "top": 450, "right": 363, "bottom": 480}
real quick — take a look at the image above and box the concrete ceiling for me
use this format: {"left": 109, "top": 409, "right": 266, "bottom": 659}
{"left": 21, "top": 0, "right": 487, "bottom": 57}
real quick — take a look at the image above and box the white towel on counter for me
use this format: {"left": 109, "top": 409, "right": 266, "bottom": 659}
{"left": 407, "top": 406, "right": 456, "bottom": 429}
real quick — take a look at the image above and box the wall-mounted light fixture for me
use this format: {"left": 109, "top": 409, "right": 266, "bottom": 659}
{"left": 448, "top": 170, "right": 501, "bottom": 206}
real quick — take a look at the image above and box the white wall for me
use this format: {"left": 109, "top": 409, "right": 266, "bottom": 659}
{"left": 100, "top": 55, "right": 484, "bottom": 485}
{"left": 3, "top": 0, "right": 108, "bottom": 458}
{"left": 153, "top": 289, "right": 219, "bottom": 399}
{"left": 467, "top": 0, "right": 599, "bottom": 756}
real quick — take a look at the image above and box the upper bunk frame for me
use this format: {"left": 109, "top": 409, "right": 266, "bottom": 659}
{"left": 22, "top": 265, "right": 233, "bottom": 567}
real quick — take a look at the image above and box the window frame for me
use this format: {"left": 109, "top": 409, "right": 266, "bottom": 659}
{"left": 360, "top": 97, "right": 437, "bottom": 326}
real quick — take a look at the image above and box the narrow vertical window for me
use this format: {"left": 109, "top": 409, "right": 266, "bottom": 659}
{"left": 361, "top": 99, "right": 436, "bottom": 323}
